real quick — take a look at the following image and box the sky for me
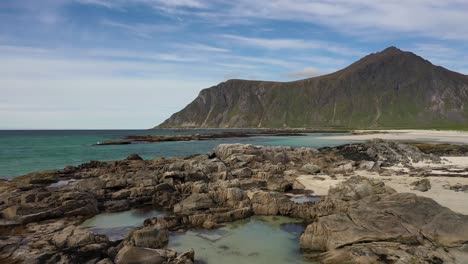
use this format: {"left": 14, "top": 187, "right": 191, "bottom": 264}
{"left": 1, "top": 0, "right": 468, "bottom": 129}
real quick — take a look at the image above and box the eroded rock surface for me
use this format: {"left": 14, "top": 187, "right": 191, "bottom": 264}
{"left": 1, "top": 140, "right": 467, "bottom": 263}
{"left": 300, "top": 177, "right": 468, "bottom": 263}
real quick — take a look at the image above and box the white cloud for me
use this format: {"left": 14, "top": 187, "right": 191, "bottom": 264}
{"left": 154, "top": 0, "right": 207, "bottom": 8}
{"left": 101, "top": 19, "right": 181, "bottom": 39}
{"left": 175, "top": 43, "right": 230, "bottom": 53}
{"left": 283, "top": 67, "right": 324, "bottom": 79}
{"left": 221, "top": 34, "right": 363, "bottom": 56}
{"left": 413, "top": 43, "right": 459, "bottom": 57}
{"left": 76, "top": 0, "right": 208, "bottom": 10}
{"left": 135, "top": 0, "right": 468, "bottom": 41}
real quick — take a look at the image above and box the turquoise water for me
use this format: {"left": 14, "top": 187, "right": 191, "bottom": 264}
{"left": 168, "top": 216, "right": 314, "bottom": 264}
{"left": 0, "top": 130, "right": 351, "bottom": 178}
{"left": 80, "top": 207, "right": 165, "bottom": 240}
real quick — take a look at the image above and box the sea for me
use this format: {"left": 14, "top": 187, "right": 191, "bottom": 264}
{"left": 0, "top": 129, "right": 352, "bottom": 179}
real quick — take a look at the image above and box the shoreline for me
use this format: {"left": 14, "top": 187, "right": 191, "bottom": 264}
{"left": 317, "top": 129, "right": 468, "bottom": 144}
{"left": 2, "top": 140, "right": 468, "bottom": 263}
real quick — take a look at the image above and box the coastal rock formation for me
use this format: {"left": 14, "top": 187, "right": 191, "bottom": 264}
{"left": 300, "top": 177, "right": 468, "bottom": 263}
{"left": 1, "top": 140, "right": 467, "bottom": 263}
{"left": 158, "top": 47, "right": 468, "bottom": 129}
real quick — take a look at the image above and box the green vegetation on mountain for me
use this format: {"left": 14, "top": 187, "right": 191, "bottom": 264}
{"left": 157, "top": 47, "right": 468, "bottom": 129}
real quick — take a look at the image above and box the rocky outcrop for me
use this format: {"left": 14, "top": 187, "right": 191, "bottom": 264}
{"left": 300, "top": 177, "right": 468, "bottom": 263}
{"left": 1, "top": 140, "right": 467, "bottom": 263}
{"left": 322, "top": 138, "right": 441, "bottom": 167}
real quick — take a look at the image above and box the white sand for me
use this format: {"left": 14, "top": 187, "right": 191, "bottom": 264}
{"left": 319, "top": 129, "right": 468, "bottom": 144}
{"left": 299, "top": 133, "right": 468, "bottom": 214}
{"left": 297, "top": 165, "right": 468, "bottom": 215}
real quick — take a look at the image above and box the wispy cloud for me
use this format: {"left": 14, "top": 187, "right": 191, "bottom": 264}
{"left": 76, "top": 0, "right": 208, "bottom": 11}
{"left": 175, "top": 43, "right": 230, "bottom": 53}
{"left": 101, "top": 19, "right": 181, "bottom": 38}
{"left": 221, "top": 34, "right": 363, "bottom": 56}
{"left": 283, "top": 67, "right": 324, "bottom": 79}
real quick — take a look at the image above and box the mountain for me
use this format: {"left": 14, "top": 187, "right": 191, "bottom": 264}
{"left": 157, "top": 47, "right": 468, "bottom": 129}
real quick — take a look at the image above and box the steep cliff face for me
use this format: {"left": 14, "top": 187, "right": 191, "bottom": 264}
{"left": 158, "top": 47, "right": 468, "bottom": 129}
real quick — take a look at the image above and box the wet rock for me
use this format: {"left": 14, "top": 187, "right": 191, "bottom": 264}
{"left": 171, "top": 249, "right": 195, "bottom": 264}
{"left": 410, "top": 178, "right": 431, "bottom": 192}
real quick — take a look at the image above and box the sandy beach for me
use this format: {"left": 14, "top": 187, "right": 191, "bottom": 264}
{"left": 319, "top": 129, "right": 468, "bottom": 144}
{"left": 297, "top": 156, "right": 468, "bottom": 215}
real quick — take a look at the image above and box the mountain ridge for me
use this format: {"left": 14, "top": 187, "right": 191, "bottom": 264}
{"left": 157, "top": 47, "right": 468, "bottom": 129}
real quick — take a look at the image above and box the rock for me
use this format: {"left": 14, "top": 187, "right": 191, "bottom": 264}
{"left": 52, "top": 225, "right": 108, "bottom": 249}
{"left": 231, "top": 167, "right": 252, "bottom": 178}
{"left": 96, "top": 259, "right": 114, "bottom": 264}
{"left": 171, "top": 249, "right": 195, "bottom": 264}
{"left": 335, "top": 162, "right": 354, "bottom": 172}
{"left": 250, "top": 191, "right": 294, "bottom": 215}
{"left": 357, "top": 160, "right": 375, "bottom": 170}
{"left": 27, "top": 171, "right": 60, "bottom": 185}
{"left": 300, "top": 163, "right": 321, "bottom": 174}
{"left": 115, "top": 245, "right": 176, "bottom": 264}
{"left": 300, "top": 177, "right": 468, "bottom": 263}
{"left": 111, "top": 189, "right": 131, "bottom": 199}
{"left": 191, "top": 181, "right": 208, "bottom": 193}
{"left": 103, "top": 200, "right": 130, "bottom": 212}
{"left": 173, "top": 193, "right": 215, "bottom": 215}
{"left": 155, "top": 183, "right": 175, "bottom": 192}
{"left": 202, "top": 221, "right": 219, "bottom": 229}
{"left": 267, "top": 179, "right": 293, "bottom": 192}
{"left": 71, "top": 178, "right": 106, "bottom": 194}
{"left": 447, "top": 184, "right": 468, "bottom": 192}
{"left": 326, "top": 176, "right": 395, "bottom": 201}
{"left": 410, "top": 178, "right": 431, "bottom": 192}
{"left": 330, "top": 139, "right": 441, "bottom": 166}
{"left": 126, "top": 154, "right": 143, "bottom": 161}
{"left": 127, "top": 225, "right": 169, "bottom": 249}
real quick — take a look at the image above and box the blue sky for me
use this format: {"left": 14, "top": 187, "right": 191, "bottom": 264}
{"left": 1, "top": 0, "right": 468, "bottom": 129}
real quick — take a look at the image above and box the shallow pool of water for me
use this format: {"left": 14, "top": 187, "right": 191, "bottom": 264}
{"left": 168, "top": 216, "right": 315, "bottom": 264}
{"left": 290, "top": 196, "right": 320, "bottom": 203}
{"left": 80, "top": 207, "right": 165, "bottom": 240}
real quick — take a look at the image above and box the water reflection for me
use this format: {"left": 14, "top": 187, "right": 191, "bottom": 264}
{"left": 80, "top": 207, "right": 165, "bottom": 240}
{"left": 168, "top": 216, "right": 315, "bottom": 264}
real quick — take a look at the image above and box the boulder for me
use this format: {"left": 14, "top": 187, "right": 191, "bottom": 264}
{"left": 300, "top": 163, "right": 321, "bottom": 174}
{"left": 250, "top": 191, "right": 295, "bottom": 215}
{"left": 115, "top": 245, "right": 176, "bottom": 264}
{"left": 52, "top": 225, "right": 108, "bottom": 249}
{"left": 410, "top": 178, "right": 431, "bottom": 192}
{"left": 231, "top": 167, "right": 252, "bottom": 178}
{"left": 173, "top": 193, "right": 215, "bottom": 215}
{"left": 126, "top": 154, "right": 143, "bottom": 161}
{"left": 127, "top": 225, "right": 169, "bottom": 249}
{"left": 266, "top": 179, "right": 293, "bottom": 192}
